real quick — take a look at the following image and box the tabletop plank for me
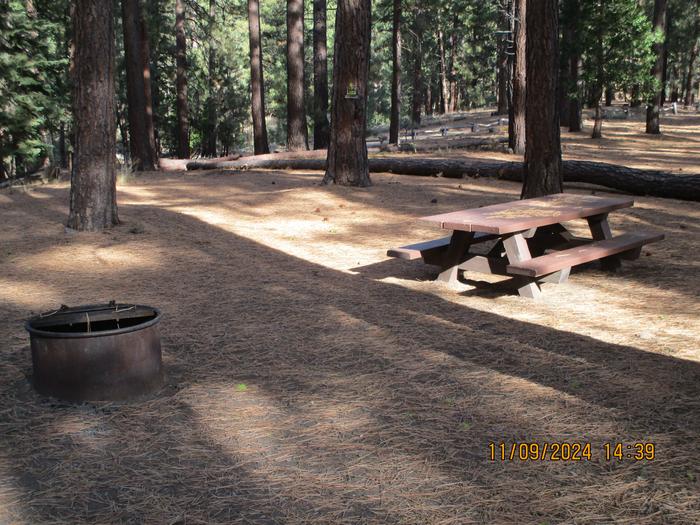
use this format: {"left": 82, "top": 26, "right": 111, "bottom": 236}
{"left": 420, "top": 194, "right": 634, "bottom": 234}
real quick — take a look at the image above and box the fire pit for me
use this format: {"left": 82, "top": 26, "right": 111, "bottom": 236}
{"left": 25, "top": 302, "right": 163, "bottom": 401}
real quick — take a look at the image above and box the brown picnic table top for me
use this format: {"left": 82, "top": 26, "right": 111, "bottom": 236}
{"left": 420, "top": 193, "right": 635, "bottom": 234}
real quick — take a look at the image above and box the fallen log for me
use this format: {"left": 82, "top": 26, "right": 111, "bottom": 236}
{"left": 186, "top": 152, "right": 700, "bottom": 201}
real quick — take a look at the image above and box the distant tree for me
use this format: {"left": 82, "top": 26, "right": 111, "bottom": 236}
{"left": 389, "top": 0, "right": 401, "bottom": 144}
{"left": 683, "top": 2, "right": 699, "bottom": 106}
{"left": 121, "top": 0, "right": 157, "bottom": 170}
{"left": 68, "top": 0, "right": 118, "bottom": 231}
{"left": 496, "top": 0, "right": 510, "bottom": 115}
{"left": 561, "top": 0, "right": 583, "bottom": 132}
{"left": 522, "top": 0, "right": 562, "bottom": 198}
{"left": 175, "top": 0, "right": 190, "bottom": 158}
{"left": 323, "top": 0, "right": 371, "bottom": 186}
{"left": 287, "top": 0, "right": 308, "bottom": 150}
{"left": 646, "top": 0, "right": 668, "bottom": 134}
{"left": 248, "top": 0, "right": 269, "bottom": 154}
{"left": 509, "top": 0, "right": 526, "bottom": 153}
{"left": 410, "top": 8, "right": 424, "bottom": 127}
{"left": 0, "top": 0, "right": 65, "bottom": 178}
{"left": 312, "top": 0, "right": 329, "bottom": 149}
{"left": 579, "top": 0, "right": 657, "bottom": 138}
{"left": 203, "top": 0, "right": 217, "bottom": 156}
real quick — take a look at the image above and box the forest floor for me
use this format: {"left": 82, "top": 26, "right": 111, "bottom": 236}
{"left": 365, "top": 105, "right": 700, "bottom": 175}
{"left": 1, "top": 112, "right": 700, "bottom": 524}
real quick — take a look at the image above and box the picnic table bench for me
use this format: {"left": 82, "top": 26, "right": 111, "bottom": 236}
{"left": 388, "top": 193, "right": 664, "bottom": 298}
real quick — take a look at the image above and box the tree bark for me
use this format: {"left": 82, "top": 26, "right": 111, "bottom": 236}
{"left": 175, "top": 0, "right": 190, "bottom": 158}
{"left": 312, "top": 0, "right": 330, "bottom": 150}
{"left": 389, "top": 0, "right": 401, "bottom": 144}
{"left": 661, "top": 8, "right": 670, "bottom": 107}
{"left": 522, "top": 0, "right": 561, "bottom": 198}
{"left": 59, "top": 122, "right": 67, "bottom": 169}
{"left": 68, "top": 0, "right": 118, "bottom": 231}
{"left": 496, "top": 2, "right": 510, "bottom": 115}
{"left": 509, "top": 0, "right": 525, "bottom": 154}
{"left": 410, "top": 13, "right": 423, "bottom": 126}
{"left": 248, "top": 0, "right": 270, "bottom": 154}
{"left": 287, "top": 0, "right": 309, "bottom": 150}
{"left": 683, "top": 1, "right": 699, "bottom": 107}
{"left": 438, "top": 28, "right": 449, "bottom": 114}
{"left": 568, "top": 52, "right": 582, "bottom": 132}
{"left": 139, "top": 7, "right": 157, "bottom": 165}
{"left": 204, "top": 0, "right": 217, "bottom": 156}
{"left": 322, "top": 0, "right": 371, "bottom": 186}
{"left": 447, "top": 16, "right": 458, "bottom": 113}
{"left": 646, "top": 0, "right": 667, "bottom": 135}
{"left": 121, "top": 0, "right": 156, "bottom": 170}
{"left": 146, "top": 0, "right": 161, "bottom": 156}
{"left": 187, "top": 152, "right": 700, "bottom": 202}
{"left": 604, "top": 86, "right": 613, "bottom": 106}
{"left": 684, "top": 41, "right": 699, "bottom": 107}
{"left": 592, "top": 103, "right": 603, "bottom": 139}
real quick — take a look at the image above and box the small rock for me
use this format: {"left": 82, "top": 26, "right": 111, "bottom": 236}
{"left": 431, "top": 198, "right": 438, "bottom": 204}
{"left": 314, "top": 207, "right": 321, "bottom": 213}
{"left": 271, "top": 181, "right": 276, "bottom": 185}
{"left": 322, "top": 217, "right": 328, "bottom": 222}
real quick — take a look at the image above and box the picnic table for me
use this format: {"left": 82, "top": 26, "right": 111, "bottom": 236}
{"left": 388, "top": 193, "right": 664, "bottom": 298}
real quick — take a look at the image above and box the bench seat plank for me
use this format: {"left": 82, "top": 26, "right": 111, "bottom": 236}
{"left": 506, "top": 232, "right": 664, "bottom": 277}
{"left": 387, "top": 232, "right": 495, "bottom": 260}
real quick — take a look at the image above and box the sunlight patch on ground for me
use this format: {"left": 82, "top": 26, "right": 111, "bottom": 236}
{"left": 0, "top": 278, "right": 61, "bottom": 309}
{"left": 19, "top": 243, "right": 164, "bottom": 273}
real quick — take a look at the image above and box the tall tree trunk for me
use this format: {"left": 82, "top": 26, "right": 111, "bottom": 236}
{"left": 509, "top": 0, "right": 526, "bottom": 154}
{"left": 287, "top": 0, "right": 309, "bottom": 150}
{"left": 68, "top": 0, "right": 118, "bottom": 231}
{"left": 389, "top": 0, "right": 401, "bottom": 144}
{"left": 568, "top": 52, "right": 582, "bottom": 131}
{"left": 248, "top": 0, "right": 270, "bottom": 154}
{"left": 646, "top": 0, "right": 667, "bottom": 135}
{"left": 139, "top": 8, "right": 157, "bottom": 166}
{"left": 604, "top": 85, "right": 613, "bottom": 106}
{"left": 175, "top": 0, "right": 190, "bottom": 158}
{"left": 684, "top": 2, "right": 699, "bottom": 107}
{"left": 438, "top": 28, "right": 449, "bottom": 114}
{"left": 559, "top": 16, "right": 571, "bottom": 129}
{"left": 592, "top": 102, "right": 603, "bottom": 138}
{"left": 410, "top": 13, "right": 423, "bottom": 126}
{"left": 670, "top": 64, "right": 679, "bottom": 103}
{"left": 59, "top": 122, "right": 67, "bottom": 169}
{"left": 122, "top": 0, "right": 156, "bottom": 170}
{"left": 205, "top": 0, "right": 217, "bottom": 156}
{"left": 312, "top": 0, "right": 329, "bottom": 149}
{"left": 522, "top": 0, "right": 562, "bottom": 198}
{"left": 591, "top": 1, "right": 604, "bottom": 139}
{"left": 323, "top": 0, "right": 371, "bottom": 186}
{"left": 496, "top": 2, "right": 510, "bottom": 115}
{"left": 447, "top": 15, "right": 458, "bottom": 113}
{"left": 684, "top": 42, "right": 699, "bottom": 106}
{"left": 660, "top": 8, "right": 670, "bottom": 107}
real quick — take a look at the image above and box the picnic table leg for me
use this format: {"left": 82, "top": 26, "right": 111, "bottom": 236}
{"left": 436, "top": 231, "right": 475, "bottom": 284}
{"left": 502, "top": 232, "right": 542, "bottom": 299}
{"left": 587, "top": 213, "right": 622, "bottom": 271}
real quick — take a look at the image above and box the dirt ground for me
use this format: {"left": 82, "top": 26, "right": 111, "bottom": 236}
{"left": 1, "top": 115, "right": 699, "bottom": 524}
